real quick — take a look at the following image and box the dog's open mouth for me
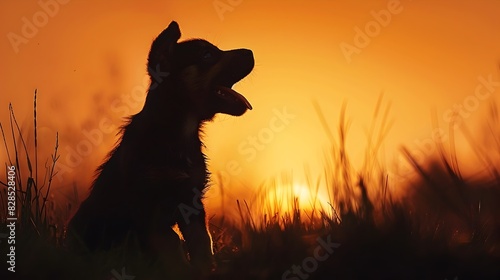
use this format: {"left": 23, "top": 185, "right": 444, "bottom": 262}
{"left": 212, "top": 84, "right": 252, "bottom": 117}
{"left": 215, "top": 85, "right": 252, "bottom": 110}
{"left": 209, "top": 48, "right": 254, "bottom": 117}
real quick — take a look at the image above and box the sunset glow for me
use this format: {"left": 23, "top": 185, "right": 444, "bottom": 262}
{"left": 2, "top": 1, "right": 500, "bottom": 279}
{"left": 264, "top": 183, "right": 329, "bottom": 214}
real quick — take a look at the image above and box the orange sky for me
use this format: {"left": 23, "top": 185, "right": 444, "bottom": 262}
{"left": 1, "top": 0, "right": 500, "bottom": 213}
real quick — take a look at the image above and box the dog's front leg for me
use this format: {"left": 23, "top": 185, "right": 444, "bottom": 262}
{"left": 177, "top": 195, "right": 216, "bottom": 274}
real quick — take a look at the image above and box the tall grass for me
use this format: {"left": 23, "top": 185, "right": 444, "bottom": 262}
{"left": 0, "top": 90, "right": 60, "bottom": 240}
{"left": 1, "top": 92, "right": 500, "bottom": 279}
{"left": 400, "top": 102, "right": 500, "bottom": 247}
{"left": 210, "top": 95, "right": 500, "bottom": 279}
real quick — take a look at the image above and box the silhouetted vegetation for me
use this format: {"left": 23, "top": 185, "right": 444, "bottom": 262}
{"left": 1, "top": 93, "right": 499, "bottom": 279}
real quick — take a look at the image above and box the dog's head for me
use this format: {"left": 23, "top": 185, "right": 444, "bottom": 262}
{"left": 147, "top": 21, "right": 254, "bottom": 121}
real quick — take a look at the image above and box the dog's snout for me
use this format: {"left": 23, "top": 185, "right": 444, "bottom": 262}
{"left": 239, "top": 49, "right": 254, "bottom": 67}
{"left": 239, "top": 49, "right": 253, "bottom": 60}
{"left": 225, "top": 48, "right": 254, "bottom": 77}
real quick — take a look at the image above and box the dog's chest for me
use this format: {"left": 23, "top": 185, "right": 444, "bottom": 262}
{"left": 182, "top": 147, "right": 208, "bottom": 185}
{"left": 146, "top": 144, "right": 207, "bottom": 187}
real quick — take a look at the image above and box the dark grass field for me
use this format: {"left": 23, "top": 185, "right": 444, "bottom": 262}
{"left": 1, "top": 94, "right": 500, "bottom": 279}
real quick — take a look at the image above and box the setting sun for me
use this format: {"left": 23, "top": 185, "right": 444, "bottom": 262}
{"left": 263, "top": 183, "right": 328, "bottom": 214}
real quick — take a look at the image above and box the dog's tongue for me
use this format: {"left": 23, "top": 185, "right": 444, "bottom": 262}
{"left": 216, "top": 86, "right": 252, "bottom": 110}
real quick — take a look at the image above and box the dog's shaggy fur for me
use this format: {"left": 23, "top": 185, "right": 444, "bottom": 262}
{"left": 65, "top": 21, "right": 254, "bottom": 275}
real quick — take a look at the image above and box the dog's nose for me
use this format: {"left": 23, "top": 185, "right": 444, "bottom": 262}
{"left": 223, "top": 48, "right": 254, "bottom": 78}
{"left": 233, "top": 48, "right": 254, "bottom": 73}
{"left": 241, "top": 49, "right": 254, "bottom": 64}
{"left": 239, "top": 49, "right": 253, "bottom": 59}
{"left": 229, "top": 48, "right": 253, "bottom": 59}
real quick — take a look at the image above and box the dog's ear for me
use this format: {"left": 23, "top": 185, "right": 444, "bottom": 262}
{"left": 147, "top": 21, "right": 181, "bottom": 74}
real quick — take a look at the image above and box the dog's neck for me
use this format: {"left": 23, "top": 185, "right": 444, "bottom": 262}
{"left": 180, "top": 113, "right": 202, "bottom": 139}
{"left": 137, "top": 85, "right": 205, "bottom": 145}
